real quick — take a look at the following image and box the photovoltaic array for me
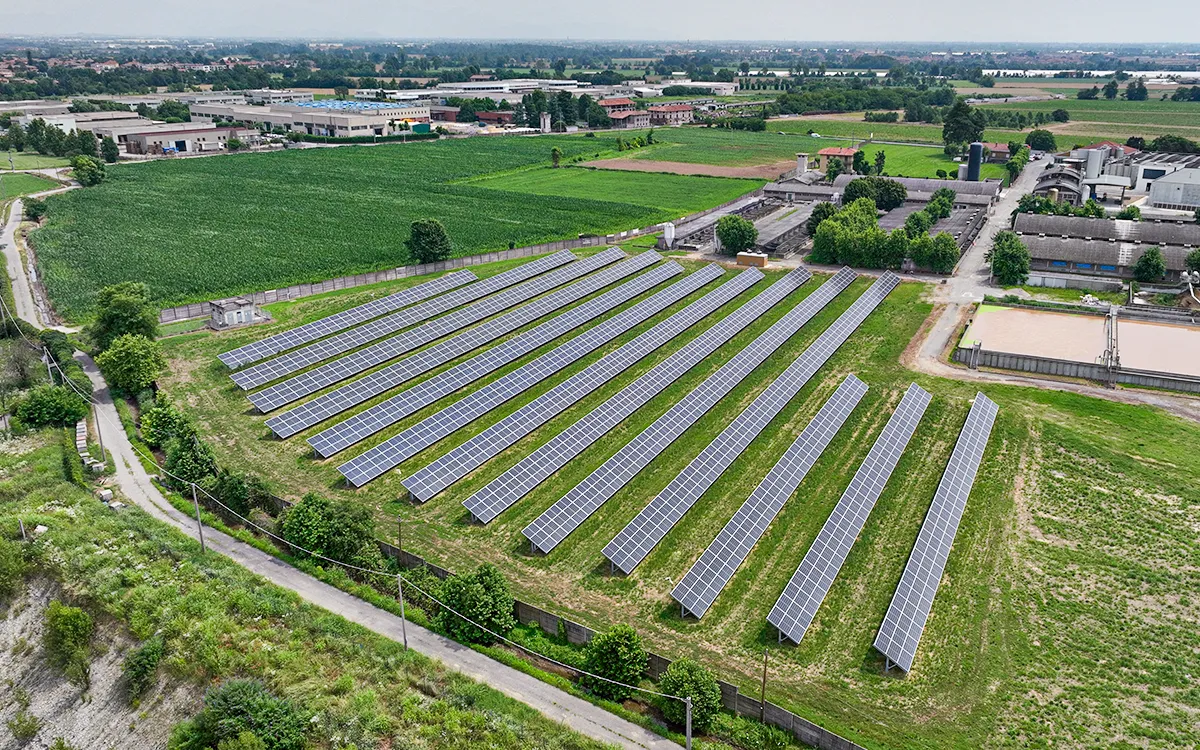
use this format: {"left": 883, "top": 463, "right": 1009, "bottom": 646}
{"left": 873, "top": 393, "right": 999, "bottom": 673}
{"left": 767, "top": 383, "right": 931, "bottom": 645}
{"left": 265, "top": 249, "right": 645, "bottom": 438}
{"left": 402, "top": 267, "right": 760, "bottom": 502}
{"left": 671, "top": 374, "right": 868, "bottom": 619}
{"left": 218, "top": 270, "right": 476, "bottom": 370}
{"left": 308, "top": 254, "right": 670, "bottom": 458}
{"left": 247, "top": 249, "right": 626, "bottom": 412}
{"left": 469, "top": 267, "right": 811, "bottom": 526}
{"left": 232, "top": 250, "right": 575, "bottom": 391}
{"left": 522, "top": 267, "right": 853, "bottom": 554}
{"left": 604, "top": 271, "right": 899, "bottom": 575}
{"left": 341, "top": 261, "right": 709, "bottom": 487}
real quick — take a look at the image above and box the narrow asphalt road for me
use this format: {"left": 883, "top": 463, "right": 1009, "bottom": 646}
{"left": 2, "top": 183, "right": 77, "bottom": 330}
{"left": 75, "top": 352, "right": 679, "bottom": 750}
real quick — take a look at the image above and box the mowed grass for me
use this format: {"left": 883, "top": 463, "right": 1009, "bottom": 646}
{"left": 29, "top": 135, "right": 759, "bottom": 321}
{"left": 770, "top": 117, "right": 1027, "bottom": 148}
{"left": 158, "top": 253, "right": 1200, "bottom": 750}
{"left": 0, "top": 172, "right": 58, "bottom": 198}
{"left": 3, "top": 152, "right": 71, "bottom": 170}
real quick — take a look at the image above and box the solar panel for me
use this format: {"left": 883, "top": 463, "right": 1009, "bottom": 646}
{"left": 403, "top": 266, "right": 757, "bottom": 502}
{"left": 468, "top": 267, "right": 811, "bottom": 526}
{"left": 873, "top": 393, "right": 999, "bottom": 673}
{"left": 231, "top": 250, "right": 576, "bottom": 391}
{"left": 603, "top": 271, "right": 899, "bottom": 574}
{"left": 308, "top": 254, "right": 669, "bottom": 458}
{"left": 522, "top": 267, "right": 853, "bottom": 554}
{"left": 218, "top": 270, "right": 476, "bottom": 370}
{"left": 767, "top": 383, "right": 931, "bottom": 645}
{"left": 246, "top": 249, "right": 626, "bottom": 412}
{"left": 341, "top": 261, "right": 704, "bottom": 488}
{"left": 265, "top": 250, "right": 646, "bottom": 438}
{"left": 672, "top": 374, "right": 869, "bottom": 619}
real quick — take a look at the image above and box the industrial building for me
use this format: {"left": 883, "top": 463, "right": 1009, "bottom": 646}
{"left": 86, "top": 119, "right": 214, "bottom": 144}
{"left": 125, "top": 126, "right": 256, "bottom": 155}
{"left": 1012, "top": 213, "right": 1200, "bottom": 282}
{"left": 245, "top": 89, "right": 314, "bottom": 105}
{"left": 189, "top": 100, "right": 430, "bottom": 137}
{"left": 1032, "top": 163, "right": 1086, "bottom": 205}
{"left": 764, "top": 168, "right": 1000, "bottom": 208}
{"left": 1148, "top": 169, "right": 1200, "bottom": 211}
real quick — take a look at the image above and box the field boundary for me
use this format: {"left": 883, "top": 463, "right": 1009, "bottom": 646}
{"left": 157, "top": 189, "right": 763, "bottom": 325}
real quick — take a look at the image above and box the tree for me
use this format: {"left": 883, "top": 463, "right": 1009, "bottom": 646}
{"left": 1102, "top": 79, "right": 1120, "bottom": 100}
{"left": 14, "top": 384, "right": 89, "bottom": 428}
{"left": 334, "top": 86, "right": 349, "bottom": 100}
{"left": 1077, "top": 86, "right": 1099, "bottom": 100}
{"left": 581, "top": 624, "right": 647, "bottom": 701}
{"left": 1051, "top": 108, "right": 1070, "bottom": 122}
{"left": 70, "top": 154, "right": 105, "bottom": 186}
{"left": 1186, "top": 247, "right": 1200, "bottom": 273}
{"left": 164, "top": 433, "right": 218, "bottom": 487}
{"left": 1126, "top": 136, "right": 1146, "bottom": 150}
{"left": 436, "top": 564, "right": 516, "bottom": 645}
{"left": 843, "top": 176, "right": 907, "bottom": 211}
{"left": 989, "top": 231, "right": 1031, "bottom": 286}
{"left": 1115, "top": 205, "right": 1141, "bottom": 220}
{"left": 851, "top": 150, "right": 869, "bottom": 175}
{"left": 1125, "top": 80, "right": 1148, "bottom": 101}
{"left": 100, "top": 135, "right": 119, "bottom": 163}
{"left": 22, "top": 197, "right": 47, "bottom": 222}
{"left": 659, "top": 658, "right": 722, "bottom": 733}
{"left": 926, "top": 232, "right": 960, "bottom": 274}
{"left": 1133, "top": 247, "right": 1167, "bottom": 283}
{"left": 169, "top": 679, "right": 306, "bottom": 750}
{"left": 806, "top": 202, "right": 838, "bottom": 236}
{"left": 873, "top": 149, "right": 886, "bottom": 175}
{"left": 1195, "top": 207, "right": 1200, "bottom": 225}
{"left": 941, "top": 99, "right": 985, "bottom": 146}
{"left": 226, "top": 138, "right": 243, "bottom": 151}
{"left": 405, "top": 218, "right": 453, "bottom": 264}
{"left": 279, "top": 492, "right": 377, "bottom": 565}
{"left": 88, "top": 281, "right": 159, "bottom": 350}
{"left": 1025, "top": 129, "right": 1057, "bottom": 152}
{"left": 551, "top": 146, "right": 562, "bottom": 168}
{"left": 96, "top": 334, "right": 164, "bottom": 394}
{"left": 715, "top": 214, "right": 758, "bottom": 254}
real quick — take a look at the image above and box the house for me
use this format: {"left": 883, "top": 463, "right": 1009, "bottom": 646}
{"left": 648, "top": 103, "right": 694, "bottom": 126}
{"left": 598, "top": 97, "right": 636, "bottom": 114}
{"left": 609, "top": 110, "right": 651, "bottom": 129}
{"left": 980, "top": 142, "right": 1011, "bottom": 163}
{"left": 816, "top": 147, "right": 859, "bottom": 173}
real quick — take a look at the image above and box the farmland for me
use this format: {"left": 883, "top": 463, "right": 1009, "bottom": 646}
{"left": 0, "top": 172, "right": 58, "bottom": 199}
{"left": 29, "top": 135, "right": 760, "bottom": 321}
{"left": 770, "top": 116, "right": 1026, "bottom": 148}
{"left": 3, "top": 152, "right": 70, "bottom": 170}
{"left": 157, "top": 254, "right": 1200, "bottom": 750}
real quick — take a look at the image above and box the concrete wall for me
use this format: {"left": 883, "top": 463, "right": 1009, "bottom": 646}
{"left": 953, "top": 346, "right": 1200, "bottom": 393}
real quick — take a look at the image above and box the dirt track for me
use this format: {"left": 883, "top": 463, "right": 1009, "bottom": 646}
{"left": 582, "top": 157, "right": 793, "bottom": 179}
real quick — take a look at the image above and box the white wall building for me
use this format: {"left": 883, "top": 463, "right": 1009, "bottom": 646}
{"left": 1149, "top": 169, "right": 1200, "bottom": 211}
{"left": 245, "top": 89, "right": 315, "bottom": 105}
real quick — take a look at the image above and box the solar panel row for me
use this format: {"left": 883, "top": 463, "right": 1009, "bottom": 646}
{"left": 264, "top": 249, "right": 643, "bottom": 438}
{"left": 468, "top": 267, "right": 812, "bottom": 527}
{"left": 873, "top": 393, "right": 999, "bottom": 674}
{"left": 341, "top": 261, "right": 704, "bottom": 488}
{"left": 522, "top": 267, "right": 854, "bottom": 555}
{"left": 671, "top": 374, "right": 869, "bottom": 619}
{"left": 307, "top": 253, "right": 669, "bottom": 459}
{"left": 402, "top": 266, "right": 759, "bottom": 502}
{"left": 232, "top": 250, "right": 576, "bottom": 391}
{"left": 218, "top": 270, "right": 476, "bottom": 370}
{"left": 768, "top": 383, "right": 931, "bottom": 645}
{"left": 247, "top": 249, "right": 626, "bottom": 413}
{"left": 603, "top": 271, "right": 899, "bottom": 575}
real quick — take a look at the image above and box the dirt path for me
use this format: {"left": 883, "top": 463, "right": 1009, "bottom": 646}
{"left": 583, "top": 157, "right": 793, "bottom": 180}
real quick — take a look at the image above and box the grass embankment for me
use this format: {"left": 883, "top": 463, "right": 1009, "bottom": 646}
{"left": 159, "top": 252, "right": 1200, "bottom": 749}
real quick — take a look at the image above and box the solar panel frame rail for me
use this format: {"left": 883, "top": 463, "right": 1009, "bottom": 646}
{"left": 340, "top": 261, "right": 705, "bottom": 488}
{"left": 218, "top": 270, "right": 476, "bottom": 370}
{"left": 521, "top": 267, "right": 854, "bottom": 555}
{"left": 402, "top": 266, "right": 760, "bottom": 502}
{"left": 307, "top": 253, "right": 669, "bottom": 459}
{"left": 873, "top": 393, "right": 999, "bottom": 674}
{"left": 467, "top": 267, "right": 811, "bottom": 527}
{"left": 767, "top": 382, "right": 931, "bottom": 645}
{"left": 671, "top": 373, "right": 869, "bottom": 619}
{"left": 231, "top": 250, "right": 576, "bottom": 391}
{"left": 603, "top": 270, "right": 900, "bottom": 575}
{"left": 265, "top": 249, "right": 647, "bottom": 439}
{"left": 246, "top": 249, "right": 625, "bottom": 413}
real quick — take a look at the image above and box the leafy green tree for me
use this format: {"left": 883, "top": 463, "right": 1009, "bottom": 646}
{"left": 201, "top": 469, "right": 252, "bottom": 516}
{"left": 15, "top": 385, "right": 88, "bottom": 428}
{"left": 806, "top": 202, "right": 838, "bottom": 236}
{"left": 279, "top": 492, "right": 377, "bottom": 565}
{"left": 69, "top": 154, "right": 105, "bottom": 186}
{"left": 926, "top": 232, "right": 961, "bottom": 274}
{"left": 903, "top": 209, "right": 933, "bottom": 238}
{"left": 1051, "top": 109, "right": 1070, "bottom": 122}
{"left": 164, "top": 434, "right": 218, "bottom": 487}
{"left": 96, "top": 334, "right": 165, "bottom": 394}
{"left": 1102, "top": 79, "right": 1119, "bottom": 99}
{"left": 44, "top": 600, "right": 93, "bottom": 687}
{"left": 551, "top": 146, "right": 562, "bottom": 168}
{"left": 22, "top": 197, "right": 47, "bottom": 221}
{"left": 101, "top": 135, "right": 119, "bottom": 163}
{"left": 659, "top": 658, "right": 722, "bottom": 733}
{"left": 843, "top": 176, "right": 907, "bottom": 210}
{"left": 437, "top": 563, "right": 517, "bottom": 645}
{"left": 715, "top": 214, "right": 758, "bottom": 254}
{"left": 1133, "top": 247, "right": 1167, "bottom": 282}
{"left": 825, "top": 156, "right": 845, "bottom": 182}
{"left": 581, "top": 624, "right": 647, "bottom": 702}
{"left": 139, "top": 399, "right": 191, "bottom": 448}
{"left": 169, "top": 679, "right": 305, "bottom": 750}
{"left": 941, "top": 99, "right": 985, "bottom": 146}
{"left": 87, "top": 281, "right": 159, "bottom": 350}
{"left": 873, "top": 150, "right": 886, "bottom": 175}
{"left": 1186, "top": 247, "right": 1200, "bottom": 272}
{"left": 851, "top": 150, "right": 869, "bottom": 175}
{"left": 1024, "top": 129, "right": 1057, "bottom": 152}
{"left": 226, "top": 138, "right": 243, "bottom": 151}
{"left": 406, "top": 218, "right": 453, "bottom": 264}
{"left": 1125, "top": 80, "right": 1148, "bottom": 101}
{"left": 989, "top": 231, "right": 1031, "bottom": 286}
{"left": 1077, "top": 86, "right": 1099, "bottom": 100}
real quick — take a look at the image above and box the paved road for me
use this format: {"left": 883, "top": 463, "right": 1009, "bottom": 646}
{"left": 75, "top": 352, "right": 677, "bottom": 750}
{"left": 1, "top": 183, "right": 76, "bottom": 330}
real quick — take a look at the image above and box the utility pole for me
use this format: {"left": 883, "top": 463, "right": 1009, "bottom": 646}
{"left": 760, "top": 648, "right": 769, "bottom": 723}
{"left": 91, "top": 402, "right": 106, "bottom": 463}
{"left": 685, "top": 696, "right": 692, "bottom": 750}
{"left": 191, "top": 483, "right": 206, "bottom": 553}
{"left": 396, "top": 514, "right": 408, "bottom": 650}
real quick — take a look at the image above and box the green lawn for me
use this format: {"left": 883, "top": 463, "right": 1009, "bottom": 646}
{"left": 158, "top": 253, "right": 1200, "bottom": 750}
{"left": 3, "top": 153, "right": 71, "bottom": 170}
{"left": 0, "top": 172, "right": 58, "bottom": 199}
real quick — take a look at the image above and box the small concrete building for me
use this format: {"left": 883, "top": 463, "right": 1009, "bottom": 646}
{"left": 209, "top": 297, "right": 267, "bottom": 329}
{"left": 817, "top": 147, "right": 859, "bottom": 173}
{"left": 125, "top": 126, "right": 255, "bottom": 154}
{"left": 648, "top": 103, "right": 694, "bottom": 126}
{"left": 1149, "top": 168, "right": 1200, "bottom": 211}
{"left": 609, "top": 110, "right": 651, "bottom": 129}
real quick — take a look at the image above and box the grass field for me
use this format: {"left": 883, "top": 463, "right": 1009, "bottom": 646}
{"left": 983, "top": 98, "right": 1200, "bottom": 140}
{"left": 3, "top": 153, "right": 70, "bottom": 170}
{"left": 158, "top": 254, "right": 1200, "bottom": 750}
{"left": 0, "top": 172, "right": 58, "bottom": 199}
{"left": 770, "top": 117, "right": 1027, "bottom": 148}
{"left": 29, "top": 135, "right": 760, "bottom": 321}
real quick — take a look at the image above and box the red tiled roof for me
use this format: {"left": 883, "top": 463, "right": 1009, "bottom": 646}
{"left": 981, "top": 142, "right": 1011, "bottom": 153}
{"left": 1085, "top": 140, "right": 1139, "bottom": 155}
{"left": 609, "top": 110, "right": 650, "bottom": 119}
{"left": 649, "top": 104, "right": 693, "bottom": 112}
{"left": 599, "top": 97, "right": 635, "bottom": 107}
{"left": 818, "top": 147, "right": 858, "bottom": 157}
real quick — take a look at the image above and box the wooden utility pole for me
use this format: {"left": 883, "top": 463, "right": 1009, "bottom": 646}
{"left": 760, "top": 648, "right": 769, "bottom": 722}
{"left": 396, "top": 514, "right": 408, "bottom": 650}
{"left": 191, "top": 483, "right": 206, "bottom": 553}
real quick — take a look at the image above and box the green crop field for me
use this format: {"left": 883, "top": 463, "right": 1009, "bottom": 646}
{"left": 0, "top": 172, "right": 58, "bottom": 199}
{"left": 158, "top": 255, "right": 1200, "bottom": 750}
{"left": 984, "top": 98, "right": 1200, "bottom": 131}
{"left": 769, "top": 117, "right": 1027, "bottom": 148}
{"left": 29, "top": 135, "right": 760, "bottom": 321}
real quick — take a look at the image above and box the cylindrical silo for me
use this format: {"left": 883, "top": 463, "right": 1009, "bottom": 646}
{"left": 967, "top": 142, "right": 984, "bottom": 182}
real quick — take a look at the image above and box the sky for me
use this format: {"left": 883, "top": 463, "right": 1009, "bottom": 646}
{"left": 3, "top": 0, "right": 1200, "bottom": 45}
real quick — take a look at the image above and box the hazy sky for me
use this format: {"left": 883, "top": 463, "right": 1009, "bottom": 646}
{"left": 4, "top": 0, "right": 1200, "bottom": 45}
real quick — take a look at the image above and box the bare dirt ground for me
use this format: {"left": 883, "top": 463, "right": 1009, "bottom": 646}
{"left": 582, "top": 157, "right": 794, "bottom": 179}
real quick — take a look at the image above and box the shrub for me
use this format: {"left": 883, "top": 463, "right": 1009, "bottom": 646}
{"left": 1115, "top": 205, "right": 1141, "bottom": 221}
{"left": 437, "top": 563, "right": 516, "bottom": 645}
{"left": 0, "top": 537, "right": 27, "bottom": 600}
{"left": 1133, "top": 247, "right": 1167, "bottom": 283}
{"left": 95, "top": 334, "right": 165, "bottom": 394}
{"left": 201, "top": 469, "right": 252, "bottom": 516}
{"left": 168, "top": 679, "right": 306, "bottom": 750}
{"left": 23, "top": 197, "right": 47, "bottom": 222}
{"left": 14, "top": 385, "right": 88, "bottom": 428}
{"left": 123, "top": 635, "right": 164, "bottom": 702}
{"left": 217, "top": 733, "right": 266, "bottom": 750}
{"left": 139, "top": 399, "right": 191, "bottom": 448}
{"left": 581, "top": 623, "right": 647, "bottom": 702}
{"left": 715, "top": 214, "right": 758, "bottom": 255}
{"left": 278, "top": 492, "right": 376, "bottom": 565}
{"left": 659, "top": 657, "right": 722, "bottom": 732}
{"left": 44, "top": 600, "right": 93, "bottom": 687}
{"left": 164, "top": 433, "right": 218, "bottom": 487}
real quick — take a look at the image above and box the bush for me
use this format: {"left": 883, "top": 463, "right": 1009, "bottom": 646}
{"left": 581, "top": 623, "right": 647, "bottom": 702}
{"left": 659, "top": 657, "right": 722, "bottom": 732}
{"left": 1115, "top": 205, "right": 1141, "bottom": 221}
{"left": 44, "top": 600, "right": 93, "bottom": 687}
{"left": 139, "top": 399, "right": 191, "bottom": 448}
{"left": 14, "top": 385, "right": 88, "bottom": 428}
{"left": 0, "top": 537, "right": 27, "bottom": 601}
{"left": 123, "top": 635, "right": 163, "bottom": 702}
{"left": 278, "top": 492, "right": 376, "bottom": 565}
{"left": 23, "top": 197, "right": 47, "bottom": 222}
{"left": 95, "top": 334, "right": 165, "bottom": 394}
{"left": 168, "top": 679, "right": 306, "bottom": 750}
{"left": 436, "top": 563, "right": 516, "bottom": 645}
{"left": 164, "top": 433, "right": 218, "bottom": 486}
{"left": 1133, "top": 247, "right": 1167, "bottom": 283}
{"left": 715, "top": 214, "right": 758, "bottom": 255}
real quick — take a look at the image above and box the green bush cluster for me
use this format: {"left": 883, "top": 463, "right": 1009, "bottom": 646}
{"left": 44, "top": 600, "right": 93, "bottom": 687}
{"left": 437, "top": 563, "right": 516, "bottom": 646}
{"left": 95, "top": 334, "right": 165, "bottom": 395}
{"left": 842, "top": 177, "right": 907, "bottom": 211}
{"left": 168, "top": 679, "right": 306, "bottom": 750}
{"left": 659, "top": 657, "right": 722, "bottom": 732}
{"left": 581, "top": 623, "right": 647, "bottom": 702}
{"left": 1016, "top": 194, "right": 1106, "bottom": 218}
{"left": 14, "top": 384, "right": 88, "bottom": 429}
{"left": 123, "top": 635, "right": 164, "bottom": 703}
{"left": 1004, "top": 144, "right": 1031, "bottom": 181}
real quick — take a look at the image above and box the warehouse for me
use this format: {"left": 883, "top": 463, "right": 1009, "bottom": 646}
{"left": 1148, "top": 169, "right": 1200, "bottom": 211}
{"left": 125, "top": 126, "right": 256, "bottom": 155}
{"left": 763, "top": 174, "right": 999, "bottom": 208}
{"left": 189, "top": 100, "right": 430, "bottom": 137}
{"left": 1013, "top": 213, "right": 1200, "bottom": 282}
